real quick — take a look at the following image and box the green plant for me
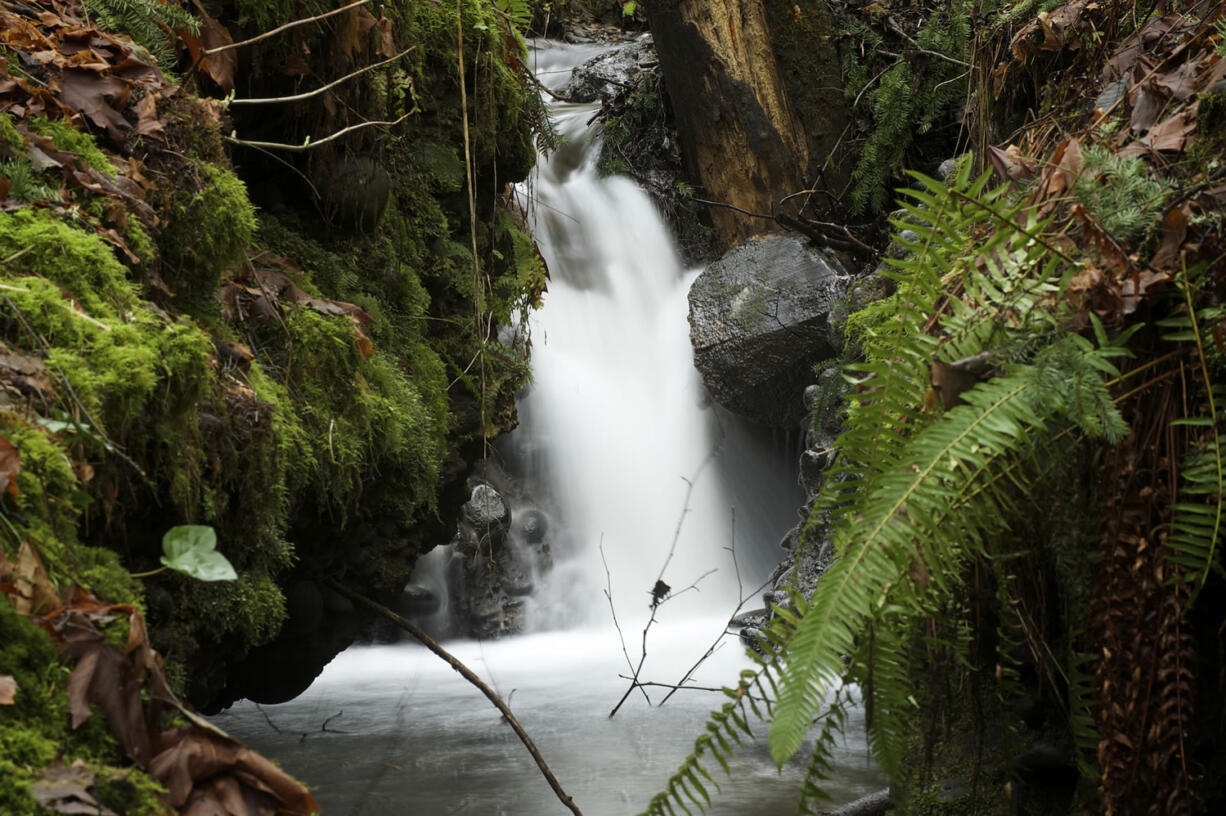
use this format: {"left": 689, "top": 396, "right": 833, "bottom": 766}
{"left": 1072, "top": 144, "right": 1169, "bottom": 243}
{"left": 643, "top": 162, "right": 1134, "bottom": 814}
{"left": 131, "top": 525, "right": 237, "bottom": 582}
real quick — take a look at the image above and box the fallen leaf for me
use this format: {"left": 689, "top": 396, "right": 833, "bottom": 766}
{"left": 376, "top": 17, "right": 396, "bottom": 59}
{"left": 0, "top": 674, "right": 16, "bottom": 704}
{"left": 1150, "top": 204, "right": 1189, "bottom": 269}
{"left": 189, "top": 1, "right": 236, "bottom": 92}
{"left": 59, "top": 69, "right": 131, "bottom": 142}
{"left": 151, "top": 729, "right": 319, "bottom": 814}
{"left": 1120, "top": 101, "right": 1198, "bottom": 158}
{"left": 1152, "top": 60, "right": 1201, "bottom": 101}
{"left": 987, "top": 143, "right": 1037, "bottom": 182}
{"left": 0, "top": 434, "right": 22, "bottom": 500}
{"left": 133, "top": 92, "right": 163, "bottom": 138}
{"left": 62, "top": 618, "right": 153, "bottom": 764}
{"left": 354, "top": 326, "right": 375, "bottom": 359}
{"left": 1121, "top": 269, "right": 1170, "bottom": 314}
{"left": 31, "top": 761, "right": 116, "bottom": 816}
{"left": 1129, "top": 82, "right": 1161, "bottom": 134}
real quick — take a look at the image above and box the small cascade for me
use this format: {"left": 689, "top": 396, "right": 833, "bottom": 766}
{"left": 213, "top": 39, "right": 888, "bottom": 816}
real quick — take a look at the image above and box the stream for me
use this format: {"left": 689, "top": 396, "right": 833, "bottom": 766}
{"left": 211, "top": 40, "right": 885, "bottom": 815}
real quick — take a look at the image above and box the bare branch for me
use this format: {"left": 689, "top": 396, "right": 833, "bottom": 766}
{"left": 601, "top": 540, "right": 652, "bottom": 707}
{"left": 223, "top": 112, "right": 413, "bottom": 152}
{"left": 204, "top": 0, "right": 372, "bottom": 56}
{"left": 229, "top": 47, "right": 415, "bottom": 106}
{"left": 327, "top": 581, "right": 584, "bottom": 816}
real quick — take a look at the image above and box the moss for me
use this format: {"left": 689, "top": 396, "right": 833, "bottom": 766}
{"left": 0, "top": 111, "right": 23, "bottom": 153}
{"left": 27, "top": 116, "right": 118, "bottom": 177}
{"left": 157, "top": 163, "right": 257, "bottom": 311}
{"left": 94, "top": 767, "right": 168, "bottom": 816}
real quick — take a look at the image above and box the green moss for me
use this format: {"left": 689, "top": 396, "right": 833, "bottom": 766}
{"left": 158, "top": 163, "right": 257, "bottom": 311}
{"left": 164, "top": 569, "right": 287, "bottom": 655}
{"left": 27, "top": 116, "right": 118, "bottom": 177}
{"left": 94, "top": 767, "right": 168, "bottom": 816}
{"left": 0, "top": 111, "right": 23, "bottom": 153}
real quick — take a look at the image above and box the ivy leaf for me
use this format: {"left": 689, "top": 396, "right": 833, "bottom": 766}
{"left": 160, "top": 526, "right": 237, "bottom": 582}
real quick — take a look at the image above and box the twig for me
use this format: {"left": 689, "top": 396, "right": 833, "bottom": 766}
{"left": 326, "top": 580, "right": 584, "bottom": 816}
{"left": 600, "top": 540, "right": 652, "bottom": 707}
{"left": 204, "top": 0, "right": 372, "bottom": 56}
{"left": 223, "top": 112, "right": 414, "bottom": 152}
{"left": 660, "top": 510, "right": 774, "bottom": 707}
{"left": 229, "top": 47, "right": 416, "bottom": 106}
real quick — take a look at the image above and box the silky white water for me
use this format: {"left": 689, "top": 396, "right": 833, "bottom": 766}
{"left": 214, "top": 40, "right": 883, "bottom": 814}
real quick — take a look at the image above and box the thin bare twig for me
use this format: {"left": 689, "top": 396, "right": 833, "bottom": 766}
{"left": 229, "top": 47, "right": 416, "bottom": 106}
{"left": 204, "top": 0, "right": 372, "bottom": 56}
{"left": 223, "top": 112, "right": 414, "bottom": 152}
{"left": 327, "top": 580, "right": 584, "bottom": 816}
{"left": 601, "top": 540, "right": 652, "bottom": 707}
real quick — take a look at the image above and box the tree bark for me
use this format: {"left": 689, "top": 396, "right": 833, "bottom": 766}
{"left": 648, "top": 0, "right": 847, "bottom": 250}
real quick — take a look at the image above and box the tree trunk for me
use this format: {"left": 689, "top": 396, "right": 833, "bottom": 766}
{"left": 648, "top": 0, "right": 847, "bottom": 250}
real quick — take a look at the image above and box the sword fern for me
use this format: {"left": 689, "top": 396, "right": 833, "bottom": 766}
{"left": 643, "top": 160, "right": 1132, "bottom": 815}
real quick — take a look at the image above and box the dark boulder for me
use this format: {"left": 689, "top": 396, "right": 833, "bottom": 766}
{"left": 688, "top": 236, "right": 849, "bottom": 427}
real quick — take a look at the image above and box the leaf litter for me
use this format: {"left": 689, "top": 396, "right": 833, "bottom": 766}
{"left": 0, "top": 542, "right": 319, "bottom": 815}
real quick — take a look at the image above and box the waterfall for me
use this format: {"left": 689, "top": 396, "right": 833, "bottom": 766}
{"left": 506, "top": 39, "right": 795, "bottom": 632}
{"left": 213, "top": 40, "right": 884, "bottom": 815}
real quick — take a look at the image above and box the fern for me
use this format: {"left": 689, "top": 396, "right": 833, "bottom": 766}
{"left": 1159, "top": 272, "right": 1225, "bottom": 591}
{"left": 647, "top": 161, "right": 1136, "bottom": 814}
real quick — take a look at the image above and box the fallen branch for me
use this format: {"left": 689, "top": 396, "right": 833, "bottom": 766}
{"left": 326, "top": 580, "right": 584, "bottom": 816}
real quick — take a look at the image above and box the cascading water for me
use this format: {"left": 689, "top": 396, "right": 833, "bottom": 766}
{"left": 213, "top": 39, "right": 883, "bottom": 814}
{"left": 508, "top": 40, "right": 782, "bottom": 631}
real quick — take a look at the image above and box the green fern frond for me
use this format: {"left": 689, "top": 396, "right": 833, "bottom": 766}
{"left": 1159, "top": 267, "right": 1224, "bottom": 591}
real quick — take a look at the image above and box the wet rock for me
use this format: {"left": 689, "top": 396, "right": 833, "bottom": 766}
{"left": 462, "top": 484, "right": 511, "bottom": 547}
{"left": 565, "top": 34, "right": 655, "bottom": 102}
{"left": 688, "top": 235, "right": 850, "bottom": 427}
{"left": 395, "top": 583, "right": 440, "bottom": 616}
{"left": 521, "top": 508, "right": 548, "bottom": 543}
{"left": 817, "top": 789, "right": 893, "bottom": 816}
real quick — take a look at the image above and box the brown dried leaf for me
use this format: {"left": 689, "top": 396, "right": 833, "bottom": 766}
{"left": 0, "top": 674, "right": 16, "bottom": 704}
{"left": 1150, "top": 204, "right": 1189, "bottom": 270}
{"left": 0, "top": 434, "right": 22, "bottom": 500}
{"left": 59, "top": 70, "right": 131, "bottom": 142}
{"left": 987, "top": 143, "right": 1037, "bottom": 182}
{"left": 63, "top": 621, "right": 153, "bottom": 764}
{"left": 1120, "top": 101, "right": 1198, "bottom": 158}
{"left": 133, "top": 92, "right": 163, "bottom": 138}
{"left": 1120, "top": 269, "right": 1171, "bottom": 314}
{"left": 354, "top": 326, "right": 375, "bottom": 359}
{"left": 1152, "top": 61, "right": 1201, "bottom": 101}
{"left": 376, "top": 17, "right": 397, "bottom": 59}
{"left": 31, "top": 761, "right": 116, "bottom": 816}
{"left": 189, "top": 1, "right": 236, "bottom": 92}
{"left": 931, "top": 352, "right": 994, "bottom": 410}
{"left": 1130, "top": 82, "right": 1162, "bottom": 134}
{"left": 151, "top": 729, "right": 319, "bottom": 814}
